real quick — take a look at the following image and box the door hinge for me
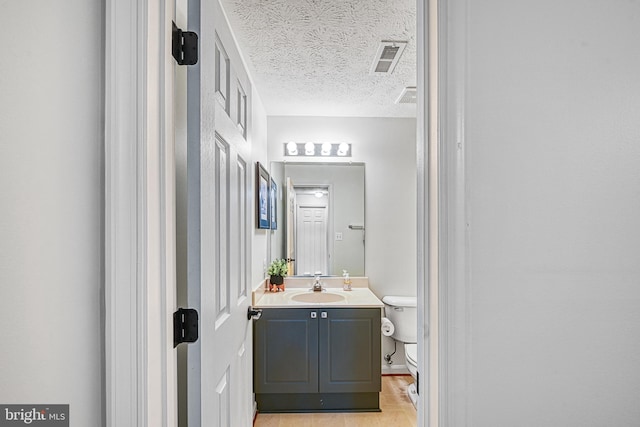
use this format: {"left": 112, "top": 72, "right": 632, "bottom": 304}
{"left": 173, "top": 308, "right": 199, "bottom": 347}
{"left": 172, "top": 21, "right": 198, "bottom": 65}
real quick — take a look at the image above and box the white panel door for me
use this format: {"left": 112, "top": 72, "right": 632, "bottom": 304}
{"left": 296, "top": 206, "right": 328, "bottom": 275}
{"left": 186, "top": 1, "right": 252, "bottom": 426}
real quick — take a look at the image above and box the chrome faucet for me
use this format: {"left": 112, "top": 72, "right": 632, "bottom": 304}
{"left": 312, "top": 275, "right": 323, "bottom": 292}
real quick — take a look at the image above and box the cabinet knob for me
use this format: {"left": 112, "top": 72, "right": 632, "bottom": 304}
{"left": 311, "top": 312, "right": 317, "bottom": 319}
{"left": 321, "top": 312, "right": 328, "bottom": 319}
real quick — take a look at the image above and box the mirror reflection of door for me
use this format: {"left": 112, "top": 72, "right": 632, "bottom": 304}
{"left": 294, "top": 186, "right": 330, "bottom": 275}
{"left": 285, "top": 177, "right": 296, "bottom": 275}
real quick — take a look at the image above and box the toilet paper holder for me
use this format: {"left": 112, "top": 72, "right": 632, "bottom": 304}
{"left": 381, "top": 317, "right": 395, "bottom": 336}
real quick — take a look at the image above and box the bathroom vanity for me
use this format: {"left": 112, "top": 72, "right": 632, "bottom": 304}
{"left": 251, "top": 279, "right": 383, "bottom": 412}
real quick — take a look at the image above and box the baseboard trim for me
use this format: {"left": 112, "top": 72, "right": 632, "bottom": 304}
{"left": 382, "top": 364, "right": 410, "bottom": 375}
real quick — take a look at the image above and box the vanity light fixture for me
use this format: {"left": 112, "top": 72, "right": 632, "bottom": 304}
{"left": 305, "top": 142, "right": 316, "bottom": 156}
{"left": 286, "top": 141, "right": 298, "bottom": 156}
{"left": 283, "top": 142, "right": 352, "bottom": 158}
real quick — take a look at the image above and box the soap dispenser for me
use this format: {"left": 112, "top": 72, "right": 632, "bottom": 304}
{"left": 342, "top": 270, "right": 352, "bottom": 291}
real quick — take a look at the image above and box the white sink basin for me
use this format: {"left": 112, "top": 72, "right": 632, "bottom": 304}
{"left": 290, "top": 292, "right": 346, "bottom": 303}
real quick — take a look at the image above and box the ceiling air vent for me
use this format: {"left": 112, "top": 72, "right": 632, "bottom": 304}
{"left": 370, "top": 41, "right": 408, "bottom": 75}
{"left": 396, "top": 86, "right": 417, "bottom": 104}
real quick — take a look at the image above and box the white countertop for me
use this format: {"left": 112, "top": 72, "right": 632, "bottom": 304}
{"left": 252, "top": 277, "right": 384, "bottom": 308}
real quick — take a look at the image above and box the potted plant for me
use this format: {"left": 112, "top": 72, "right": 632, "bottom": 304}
{"left": 267, "top": 258, "right": 288, "bottom": 288}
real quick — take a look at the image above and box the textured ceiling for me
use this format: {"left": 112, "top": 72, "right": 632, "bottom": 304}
{"left": 220, "top": 0, "right": 416, "bottom": 118}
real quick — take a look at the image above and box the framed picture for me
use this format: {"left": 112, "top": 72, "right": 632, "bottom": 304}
{"left": 270, "top": 178, "right": 277, "bottom": 230}
{"left": 256, "top": 162, "right": 270, "bottom": 229}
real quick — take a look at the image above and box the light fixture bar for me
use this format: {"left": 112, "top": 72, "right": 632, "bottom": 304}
{"left": 284, "top": 142, "right": 352, "bottom": 157}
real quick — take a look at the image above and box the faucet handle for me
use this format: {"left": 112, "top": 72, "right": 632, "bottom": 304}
{"left": 312, "top": 275, "right": 323, "bottom": 291}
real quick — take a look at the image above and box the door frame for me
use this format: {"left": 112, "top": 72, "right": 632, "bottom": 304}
{"left": 105, "top": 0, "right": 177, "bottom": 426}
{"left": 417, "top": 0, "right": 469, "bottom": 426}
{"left": 104, "top": 0, "right": 468, "bottom": 426}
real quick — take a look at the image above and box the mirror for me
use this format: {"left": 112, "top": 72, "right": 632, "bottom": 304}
{"left": 269, "top": 162, "right": 365, "bottom": 276}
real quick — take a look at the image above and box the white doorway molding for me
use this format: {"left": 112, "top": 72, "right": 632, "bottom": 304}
{"left": 417, "top": 0, "right": 469, "bottom": 426}
{"left": 105, "top": 0, "right": 177, "bottom": 426}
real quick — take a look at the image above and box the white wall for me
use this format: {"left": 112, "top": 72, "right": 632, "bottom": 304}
{"left": 462, "top": 1, "right": 640, "bottom": 425}
{"left": 0, "top": 1, "right": 104, "bottom": 425}
{"left": 251, "top": 93, "right": 270, "bottom": 288}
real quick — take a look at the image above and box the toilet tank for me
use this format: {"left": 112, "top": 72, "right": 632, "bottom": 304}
{"left": 382, "top": 296, "right": 417, "bottom": 343}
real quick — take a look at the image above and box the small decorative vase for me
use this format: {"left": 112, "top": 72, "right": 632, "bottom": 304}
{"left": 270, "top": 275, "right": 284, "bottom": 285}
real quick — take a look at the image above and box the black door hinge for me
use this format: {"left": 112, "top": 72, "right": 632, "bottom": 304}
{"left": 173, "top": 308, "right": 199, "bottom": 347}
{"left": 172, "top": 21, "right": 198, "bottom": 65}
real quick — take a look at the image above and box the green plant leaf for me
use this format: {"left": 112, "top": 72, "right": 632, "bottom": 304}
{"left": 267, "top": 258, "right": 288, "bottom": 276}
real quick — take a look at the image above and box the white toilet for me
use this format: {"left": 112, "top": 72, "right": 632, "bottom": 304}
{"left": 382, "top": 295, "right": 419, "bottom": 408}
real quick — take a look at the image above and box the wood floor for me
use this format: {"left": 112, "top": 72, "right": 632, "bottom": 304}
{"left": 253, "top": 375, "right": 417, "bottom": 427}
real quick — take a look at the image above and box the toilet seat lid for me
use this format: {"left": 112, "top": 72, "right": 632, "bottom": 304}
{"left": 405, "top": 343, "right": 417, "bottom": 365}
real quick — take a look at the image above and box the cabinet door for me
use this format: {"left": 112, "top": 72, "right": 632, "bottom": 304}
{"left": 254, "top": 308, "right": 319, "bottom": 394}
{"left": 318, "top": 308, "right": 381, "bottom": 393}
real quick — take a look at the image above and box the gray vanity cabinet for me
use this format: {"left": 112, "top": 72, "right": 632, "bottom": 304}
{"left": 253, "top": 308, "right": 319, "bottom": 394}
{"left": 318, "top": 308, "right": 381, "bottom": 393}
{"left": 254, "top": 307, "right": 381, "bottom": 412}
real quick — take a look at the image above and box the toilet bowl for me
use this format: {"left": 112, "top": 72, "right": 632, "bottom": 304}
{"left": 382, "top": 295, "right": 418, "bottom": 408}
{"left": 404, "top": 343, "right": 419, "bottom": 407}
{"left": 405, "top": 343, "right": 418, "bottom": 377}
